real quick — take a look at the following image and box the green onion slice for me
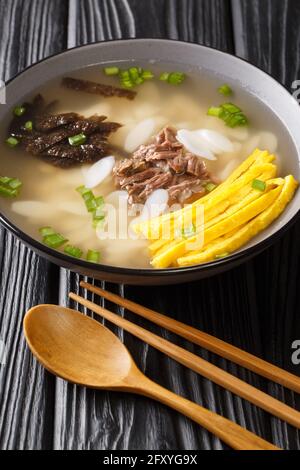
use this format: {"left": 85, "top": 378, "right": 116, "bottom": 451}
{"left": 77, "top": 186, "right": 106, "bottom": 227}
{"left": 104, "top": 66, "right": 120, "bottom": 76}
{"left": 218, "top": 84, "right": 232, "bottom": 96}
{"left": 121, "top": 80, "right": 135, "bottom": 89}
{"left": 6, "top": 136, "right": 19, "bottom": 147}
{"left": 43, "top": 233, "right": 68, "bottom": 249}
{"left": 167, "top": 72, "right": 186, "bottom": 85}
{"left": 129, "top": 67, "right": 140, "bottom": 81}
{"left": 24, "top": 120, "right": 33, "bottom": 131}
{"left": 182, "top": 223, "right": 196, "bottom": 239}
{"left": 207, "top": 102, "right": 248, "bottom": 128}
{"left": 87, "top": 250, "right": 100, "bottom": 263}
{"left": 69, "top": 133, "right": 87, "bottom": 146}
{"left": 14, "top": 106, "right": 26, "bottom": 117}
{"left": 205, "top": 182, "right": 217, "bottom": 192}
{"left": 0, "top": 176, "right": 22, "bottom": 198}
{"left": 64, "top": 245, "right": 83, "bottom": 258}
{"left": 0, "top": 185, "right": 17, "bottom": 198}
{"left": 159, "top": 72, "right": 170, "bottom": 81}
{"left": 39, "top": 226, "right": 56, "bottom": 237}
{"left": 207, "top": 106, "right": 222, "bottom": 117}
{"left": 141, "top": 70, "right": 154, "bottom": 80}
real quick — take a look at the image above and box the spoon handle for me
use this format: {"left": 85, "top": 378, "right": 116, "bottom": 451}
{"left": 132, "top": 375, "right": 279, "bottom": 450}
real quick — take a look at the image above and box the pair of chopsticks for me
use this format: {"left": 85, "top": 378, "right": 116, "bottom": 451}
{"left": 70, "top": 281, "right": 300, "bottom": 433}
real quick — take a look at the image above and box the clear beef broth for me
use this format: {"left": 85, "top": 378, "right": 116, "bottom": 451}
{"left": 0, "top": 62, "right": 293, "bottom": 268}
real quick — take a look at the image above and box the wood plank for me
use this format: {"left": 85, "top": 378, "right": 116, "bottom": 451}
{"left": 231, "top": 0, "right": 300, "bottom": 450}
{"left": 67, "top": 0, "right": 233, "bottom": 50}
{"left": 0, "top": 0, "right": 68, "bottom": 450}
{"left": 53, "top": 0, "right": 274, "bottom": 452}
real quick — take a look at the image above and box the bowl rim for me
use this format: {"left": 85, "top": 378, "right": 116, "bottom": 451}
{"left": 0, "top": 37, "right": 299, "bottom": 278}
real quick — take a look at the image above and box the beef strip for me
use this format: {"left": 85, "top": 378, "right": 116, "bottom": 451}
{"left": 118, "top": 168, "right": 160, "bottom": 188}
{"left": 35, "top": 112, "right": 80, "bottom": 131}
{"left": 62, "top": 77, "right": 137, "bottom": 100}
{"left": 113, "top": 126, "right": 215, "bottom": 204}
{"left": 9, "top": 94, "right": 46, "bottom": 138}
{"left": 43, "top": 142, "right": 107, "bottom": 163}
{"left": 7, "top": 95, "right": 122, "bottom": 167}
{"left": 26, "top": 119, "right": 121, "bottom": 155}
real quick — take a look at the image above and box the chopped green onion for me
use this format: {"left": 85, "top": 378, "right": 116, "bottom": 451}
{"left": 8, "top": 178, "right": 22, "bottom": 190}
{"left": 24, "top": 120, "right": 33, "bottom": 131}
{"left": 221, "top": 103, "right": 240, "bottom": 113}
{"left": 43, "top": 233, "right": 68, "bottom": 249}
{"left": 93, "top": 206, "right": 105, "bottom": 219}
{"left": 0, "top": 185, "right": 17, "bottom": 198}
{"left": 87, "top": 250, "right": 100, "bottom": 263}
{"left": 39, "top": 226, "right": 56, "bottom": 237}
{"left": 0, "top": 176, "right": 11, "bottom": 184}
{"left": 104, "top": 66, "right": 120, "bottom": 76}
{"left": 93, "top": 218, "right": 105, "bottom": 229}
{"left": 252, "top": 179, "right": 266, "bottom": 191}
{"left": 39, "top": 226, "right": 68, "bottom": 248}
{"left": 95, "top": 196, "right": 105, "bottom": 207}
{"left": 167, "top": 72, "right": 186, "bottom": 85}
{"left": 207, "top": 102, "right": 248, "bottom": 128}
{"left": 121, "top": 80, "right": 135, "bottom": 89}
{"left": 6, "top": 136, "right": 19, "bottom": 147}
{"left": 119, "top": 70, "right": 130, "bottom": 80}
{"left": 0, "top": 176, "right": 22, "bottom": 198}
{"left": 182, "top": 223, "right": 196, "bottom": 239}
{"left": 207, "top": 106, "right": 222, "bottom": 117}
{"left": 215, "top": 252, "right": 229, "bottom": 259}
{"left": 218, "top": 84, "right": 232, "bottom": 96}
{"left": 129, "top": 67, "right": 140, "bottom": 81}
{"left": 159, "top": 72, "right": 170, "bottom": 81}
{"left": 160, "top": 71, "right": 186, "bottom": 85}
{"left": 68, "top": 133, "right": 87, "bottom": 146}
{"left": 205, "top": 182, "right": 217, "bottom": 192}
{"left": 0, "top": 176, "right": 22, "bottom": 189}
{"left": 85, "top": 198, "right": 98, "bottom": 213}
{"left": 13, "top": 106, "right": 26, "bottom": 117}
{"left": 134, "top": 76, "right": 144, "bottom": 85}
{"left": 76, "top": 185, "right": 90, "bottom": 196}
{"left": 141, "top": 70, "right": 154, "bottom": 80}
{"left": 64, "top": 245, "right": 83, "bottom": 258}
{"left": 77, "top": 186, "right": 106, "bottom": 228}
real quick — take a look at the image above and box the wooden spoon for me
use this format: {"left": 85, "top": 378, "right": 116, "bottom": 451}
{"left": 23, "top": 305, "right": 280, "bottom": 451}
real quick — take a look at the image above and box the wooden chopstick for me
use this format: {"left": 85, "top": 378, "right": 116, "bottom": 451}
{"left": 70, "top": 290, "right": 300, "bottom": 429}
{"left": 80, "top": 281, "right": 300, "bottom": 394}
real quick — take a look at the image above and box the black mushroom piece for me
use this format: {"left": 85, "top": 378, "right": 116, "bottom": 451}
{"left": 62, "top": 77, "right": 137, "bottom": 100}
{"left": 8, "top": 95, "right": 122, "bottom": 168}
{"left": 113, "top": 127, "right": 217, "bottom": 205}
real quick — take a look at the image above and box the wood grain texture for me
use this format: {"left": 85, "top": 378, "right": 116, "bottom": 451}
{"left": 0, "top": 0, "right": 67, "bottom": 450}
{"left": 231, "top": 0, "right": 300, "bottom": 450}
{"left": 0, "top": 0, "right": 300, "bottom": 451}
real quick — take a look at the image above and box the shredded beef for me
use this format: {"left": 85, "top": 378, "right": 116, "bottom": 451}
{"left": 7, "top": 95, "right": 121, "bottom": 168}
{"left": 113, "top": 127, "right": 215, "bottom": 204}
{"left": 62, "top": 77, "right": 137, "bottom": 100}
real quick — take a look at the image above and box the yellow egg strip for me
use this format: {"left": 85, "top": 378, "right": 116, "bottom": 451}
{"left": 149, "top": 165, "right": 277, "bottom": 257}
{"left": 151, "top": 184, "right": 282, "bottom": 268}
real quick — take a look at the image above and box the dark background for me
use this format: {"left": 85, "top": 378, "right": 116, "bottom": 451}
{"left": 0, "top": 0, "right": 300, "bottom": 450}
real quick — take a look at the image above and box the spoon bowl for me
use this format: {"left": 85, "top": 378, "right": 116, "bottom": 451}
{"left": 24, "top": 305, "right": 134, "bottom": 389}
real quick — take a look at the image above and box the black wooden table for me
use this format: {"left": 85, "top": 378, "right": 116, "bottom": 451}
{"left": 1, "top": 0, "right": 300, "bottom": 451}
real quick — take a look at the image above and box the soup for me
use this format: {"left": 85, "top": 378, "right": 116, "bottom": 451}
{"left": 0, "top": 62, "right": 298, "bottom": 268}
